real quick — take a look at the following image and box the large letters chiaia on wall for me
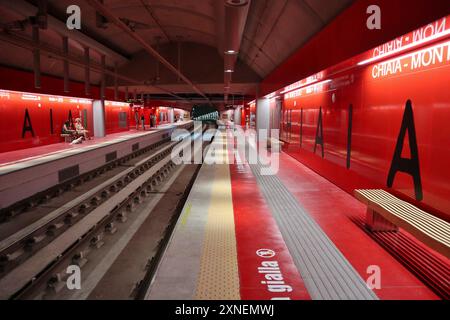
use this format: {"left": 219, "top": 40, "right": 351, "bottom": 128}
{"left": 279, "top": 15, "right": 450, "bottom": 221}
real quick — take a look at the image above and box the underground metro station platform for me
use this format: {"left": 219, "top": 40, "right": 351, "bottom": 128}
{"left": 0, "top": 0, "right": 449, "bottom": 314}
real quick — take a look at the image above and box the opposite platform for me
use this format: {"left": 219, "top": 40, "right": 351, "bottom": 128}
{"left": 0, "top": 121, "right": 193, "bottom": 209}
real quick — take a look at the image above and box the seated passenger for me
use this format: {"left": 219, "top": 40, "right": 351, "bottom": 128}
{"left": 61, "top": 120, "right": 78, "bottom": 143}
{"left": 62, "top": 120, "right": 75, "bottom": 135}
{"left": 74, "top": 118, "right": 90, "bottom": 140}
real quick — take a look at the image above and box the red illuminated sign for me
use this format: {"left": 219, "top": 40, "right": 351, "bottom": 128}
{"left": 284, "top": 79, "right": 331, "bottom": 100}
{"left": 280, "top": 72, "right": 325, "bottom": 95}
{"left": 0, "top": 89, "right": 94, "bottom": 105}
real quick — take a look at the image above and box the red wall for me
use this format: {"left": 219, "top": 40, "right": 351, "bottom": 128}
{"left": 241, "top": 103, "right": 256, "bottom": 128}
{"left": 130, "top": 107, "right": 155, "bottom": 129}
{"left": 249, "top": 102, "right": 256, "bottom": 128}
{"left": 105, "top": 101, "right": 130, "bottom": 134}
{"left": 280, "top": 16, "right": 450, "bottom": 221}
{"left": 0, "top": 66, "right": 145, "bottom": 151}
{"left": 128, "top": 102, "right": 173, "bottom": 129}
{"left": 157, "top": 107, "right": 171, "bottom": 125}
{"left": 241, "top": 107, "right": 246, "bottom": 126}
{"left": 261, "top": 0, "right": 450, "bottom": 96}
{"left": 0, "top": 89, "right": 139, "bottom": 152}
{"left": 0, "top": 90, "right": 93, "bottom": 152}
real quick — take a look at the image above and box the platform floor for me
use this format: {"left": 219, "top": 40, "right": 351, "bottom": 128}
{"left": 146, "top": 128, "right": 442, "bottom": 300}
{"left": 0, "top": 123, "right": 186, "bottom": 175}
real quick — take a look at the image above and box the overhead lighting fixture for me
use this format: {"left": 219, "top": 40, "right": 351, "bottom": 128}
{"left": 225, "top": 69, "right": 234, "bottom": 73}
{"left": 225, "top": 50, "right": 236, "bottom": 54}
{"left": 280, "top": 78, "right": 320, "bottom": 94}
{"left": 284, "top": 79, "right": 332, "bottom": 99}
{"left": 226, "top": 0, "right": 249, "bottom": 6}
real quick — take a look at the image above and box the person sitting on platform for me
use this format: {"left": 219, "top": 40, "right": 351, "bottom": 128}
{"left": 62, "top": 121, "right": 75, "bottom": 135}
{"left": 74, "top": 118, "right": 90, "bottom": 140}
{"left": 62, "top": 120, "right": 83, "bottom": 144}
{"left": 61, "top": 120, "right": 77, "bottom": 143}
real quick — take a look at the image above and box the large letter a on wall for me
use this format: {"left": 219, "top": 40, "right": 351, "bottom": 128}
{"left": 314, "top": 106, "right": 324, "bottom": 158}
{"left": 387, "top": 100, "right": 423, "bottom": 201}
{"left": 22, "top": 108, "right": 35, "bottom": 138}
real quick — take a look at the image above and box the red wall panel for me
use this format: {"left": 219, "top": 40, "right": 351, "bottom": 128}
{"left": 280, "top": 16, "right": 450, "bottom": 221}
{"left": 129, "top": 107, "right": 153, "bottom": 129}
{"left": 0, "top": 67, "right": 141, "bottom": 151}
{"left": 0, "top": 90, "right": 141, "bottom": 152}
{"left": 128, "top": 105, "right": 173, "bottom": 129}
{"left": 105, "top": 101, "right": 130, "bottom": 134}
{"left": 0, "top": 90, "right": 93, "bottom": 153}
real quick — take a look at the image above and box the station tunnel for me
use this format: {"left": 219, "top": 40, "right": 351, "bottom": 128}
{"left": 0, "top": 0, "right": 449, "bottom": 308}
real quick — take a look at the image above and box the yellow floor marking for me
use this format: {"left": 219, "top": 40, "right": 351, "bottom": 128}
{"left": 195, "top": 134, "right": 240, "bottom": 300}
{"left": 180, "top": 202, "right": 192, "bottom": 227}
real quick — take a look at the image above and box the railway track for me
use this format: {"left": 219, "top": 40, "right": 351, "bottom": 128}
{"left": 0, "top": 124, "right": 205, "bottom": 299}
{"left": 0, "top": 133, "right": 177, "bottom": 223}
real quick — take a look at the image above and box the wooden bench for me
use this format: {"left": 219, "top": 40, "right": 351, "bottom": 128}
{"left": 354, "top": 189, "right": 450, "bottom": 259}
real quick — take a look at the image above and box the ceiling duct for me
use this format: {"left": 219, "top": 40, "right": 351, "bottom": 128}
{"left": 85, "top": 0, "right": 210, "bottom": 103}
{"left": 96, "top": 0, "right": 109, "bottom": 29}
{"left": 223, "top": 0, "right": 250, "bottom": 103}
{"left": 0, "top": 0, "right": 128, "bottom": 63}
{"left": 35, "top": 0, "right": 48, "bottom": 29}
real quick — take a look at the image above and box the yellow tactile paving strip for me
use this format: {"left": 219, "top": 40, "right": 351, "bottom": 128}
{"left": 195, "top": 133, "right": 240, "bottom": 300}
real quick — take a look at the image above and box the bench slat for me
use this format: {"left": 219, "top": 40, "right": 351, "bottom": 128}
{"left": 383, "top": 202, "right": 450, "bottom": 237}
{"left": 374, "top": 202, "right": 450, "bottom": 246}
{"left": 366, "top": 198, "right": 446, "bottom": 230}
{"left": 355, "top": 190, "right": 450, "bottom": 236}
{"left": 355, "top": 189, "right": 450, "bottom": 259}
{"left": 356, "top": 190, "right": 447, "bottom": 228}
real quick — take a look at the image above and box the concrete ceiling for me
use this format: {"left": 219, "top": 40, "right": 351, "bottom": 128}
{"left": 241, "top": 0, "right": 354, "bottom": 77}
{"left": 0, "top": 0, "right": 353, "bottom": 105}
{"left": 45, "top": 0, "right": 218, "bottom": 54}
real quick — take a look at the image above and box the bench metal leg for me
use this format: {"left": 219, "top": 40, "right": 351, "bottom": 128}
{"left": 366, "top": 208, "right": 398, "bottom": 232}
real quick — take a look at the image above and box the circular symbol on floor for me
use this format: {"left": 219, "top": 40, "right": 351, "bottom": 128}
{"left": 256, "top": 248, "right": 276, "bottom": 258}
